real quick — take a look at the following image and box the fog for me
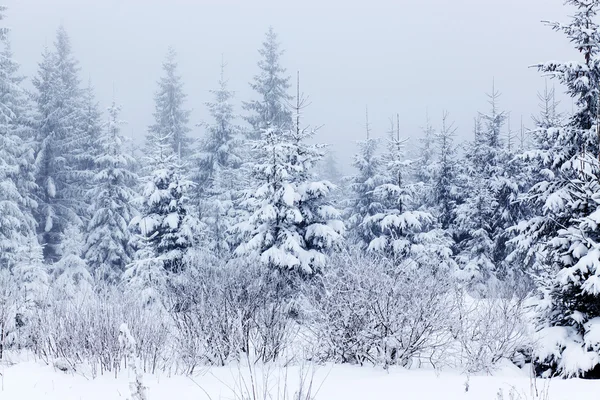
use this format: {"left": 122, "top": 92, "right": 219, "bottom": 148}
{"left": 4, "top": 0, "right": 576, "bottom": 169}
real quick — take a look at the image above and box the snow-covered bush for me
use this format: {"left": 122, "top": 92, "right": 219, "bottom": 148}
{"left": 311, "top": 250, "right": 458, "bottom": 368}
{"left": 167, "top": 253, "right": 299, "bottom": 370}
{"left": 0, "top": 270, "right": 22, "bottom": 360}
{"left": 28, "top": 281, "right": 170, "bottom": 377}
{"left": 453, "top": 285, "right": 531, "bottom": 374}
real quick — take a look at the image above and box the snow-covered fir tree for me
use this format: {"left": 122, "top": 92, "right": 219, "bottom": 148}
{"left": 83, "top": 101, "right": 138, "bottom": 283}
{"left": 243, "top": 26, "right": 293, "bottom": 139}
{"left": 51, "top": 224, "right": 93, "bottom": 299}
{"left": 77, "top": 81, "right": 103, "bottom": 172}
{"left": 192, "top": 61, "right": 244, "bottom": 256}
{"left": 433, "top": 112, "right": 460, "bottom": 231}
{"left": 234, "top": 77, "right": 343, "bottom": 275}
{"left": 147, "top": 47, "right": 192, "bottom": 160}
{"left": 33, "top": 27, "right": 87, "bottom": 262}
{"left": 130, "top": 129, "right": 198, "bottom": 276}
{"left": 362, "top": 115, "right": 430, "bottom": 255}
{"left": 455, "top": 85, "right": 525, "bottom": 294}
{"left": 455, "top": 116, "right": 498, "bottom": 294}
{"left": 512, "top": 0, "right": 600, "bottom": 378}
{"left": 0, "top": 26, "right": 38, "bottom": 269}
{"left": 346, "top": 110, "right": 386, "bottom": 247}
{"left": 413, "top": 113, "right": 437, "bottom": 210}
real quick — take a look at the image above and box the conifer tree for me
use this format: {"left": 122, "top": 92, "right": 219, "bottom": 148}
{"left": 193, "top": 61, "right": 244, "bottom": 256}
{"left": 363, "top": 115, "right": 434, "bottom": 256}
{"left": 455, "top": 117, "right": 497, "bottom": 293}
{"left": 513, "top": 0, "right": 600, "bottom": 377}
{"left": 234, "top": 75, "right": 343, "bottom": 275}
{"left": 83, "top": 101, "right": 138, "bottom": 283}
{"left": 33, "top": 27, "right": 87, "bottom": 262}
{"left": 147, "top": 47, "right": 192, "bottom": 160}
{"left": 413, "top": 113, "right": 436, "bottom": 210}
{"left": 433, "top": 112, "right": 460, "bottom": 231}
{"left": 0, "top": 26, "right": 38, "bottom": 269}
{"left": 243, "top": 27, "right": 293, "bottom": 139}
{"left": 346, "top": 109, "right": 386, "bottom": 247}
{"left": 131, "top": 130, "right": 197, "bottom": 275}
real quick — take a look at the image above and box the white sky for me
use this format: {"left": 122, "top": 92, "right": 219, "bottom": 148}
{"left": 3, "top": 0, "right": 578, "bottom": 170}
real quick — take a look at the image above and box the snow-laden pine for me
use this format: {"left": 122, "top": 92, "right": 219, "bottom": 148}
{"left": 0, "top": 20, "right": 38, "bottom": 270}
{"left": 83, "top": 101, "right": 138, "bottom": 283}
{"left": 147, "top": 47, "right": 192, "bottom": 161}
{"left": 33, "top": 27, "right": 90, "bottom": 262}
{"left": 234, "top": 82, "right": 343, "bottom": 275}
{"left": 127, "top": 126, "right": 200, "bottom": 304}
{"left": 243, "top": 26, "right": 293, "bottom": 140}
{"left": 192, "top": 62, "right": 244, "bottom": 256}
{"left": 513, "top": 0, "right": 600, "bottom": 378}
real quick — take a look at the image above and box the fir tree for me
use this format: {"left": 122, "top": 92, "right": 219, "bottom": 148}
{"left": 413, "top": 113, "right": 436, "bottom": 210}
{"left": 456, "top": 85, "right": 525, "bottom": 293}
{"left": 147, "top": 47, "right": 192, "bottom": 160}
{"left": 234, "top": 76, "right": 343, "bottom": 275}
{"left": 33, "top": 27, "right": 87, "bottom": 262}
{"left": 513, "top": 0, "right": 600, "bottom": 377}
{"left": 346, "top": 109, "right": 386, "bottom": 247}
{"left": 433, "top": 111, "right": 460, "bottom": 231}
{"left": 455, "top": 116, "right": 497, "bottom": 293}
{"left": 131, "top": 130, "right": 197, "bottom": 274}
{"left": 0, "top": 28, "right": 38, "bottom": 269}
{"left": 243, "top": 26, "right": 293, "bottom": 139}
{"left": 363, "top": 115, "right": 434, "bottom": 257}
{"left": 193, "top": 60, "right": 244, "bottom": 256}
{"left": 83, "top": 101, "right": 138, "bottom": 283}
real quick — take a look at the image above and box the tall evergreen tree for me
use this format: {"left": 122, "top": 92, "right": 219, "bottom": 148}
{"left": 413, "top": 113, "right": 437, "bottom": 210}
{"left": 234, "top": 77, "right": 343, "bottom": 275}
{"left": 433, "top": 112, "right": 460, "bottom": 231}
{"left": 455, "top": 116, "right": 498, "bottom": 293}
{"left": 33, "top": 27, "right": 86, "bottom": 262}
{"left": 78, "top": 81, "right": 102, "bottom": 172}
{"left": 513, "top": 0, "right": 600, "bottom": 377}
{"left": 131, "top": 130, "right": 197, "bottom": 274}
{"left": 243, "top": 27, "right": 293, "bottom": 140}
{"left": 346, "top": 109, "right": 386, "bottom": 247}
{"left": 193, "top": 61, "right": 244, "bottom": 256}
{"left": 0, "top": 16, "right": 38, "bottom": 269}
{"left": 147, "top": 47, "right": 192, "bottom": 160}
{"left": 83, "top": 101, "right": 138, "bottom": 283}
{"left": 363, "top": 115, "right": 433, "bottom": 256}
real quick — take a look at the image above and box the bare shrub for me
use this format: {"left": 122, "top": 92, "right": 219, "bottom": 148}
{"left": 311, "top": 250, "right": 458, "bottom": 368}
{"left": 453, "top": 282, "right": 531, "bottom": 374}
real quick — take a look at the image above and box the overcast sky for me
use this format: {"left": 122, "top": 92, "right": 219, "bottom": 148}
{"left": 3, "top": 0, "right": 578, "bottom": 170}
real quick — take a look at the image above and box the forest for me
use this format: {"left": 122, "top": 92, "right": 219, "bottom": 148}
{"left": 2, "top": 0, "right": 600, "bottom": 399}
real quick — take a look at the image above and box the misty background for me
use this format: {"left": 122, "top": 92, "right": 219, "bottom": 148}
{"left": 3, "top": 0, "right": 576, "bottom": 170}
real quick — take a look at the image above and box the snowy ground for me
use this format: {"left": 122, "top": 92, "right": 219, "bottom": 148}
{"left": 1, "top": 359, "right": 599, "bottom": 400}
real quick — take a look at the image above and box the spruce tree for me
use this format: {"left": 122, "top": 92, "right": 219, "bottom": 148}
{"left": 234, "top": 77, "right": 343, "bottom": 275}
{"left": 413, "top": 113, "right": 436, "bottom": 210}
{"left": 513, "top": 0, "right": 600, "bottom": 377}
{"left": 363, "top": 115, "right": 434, "bottom": 256}
{"left": 0, "top": 30, "right": 38, "bottom": 269}
{"left": 243, "top": 26, "right": 293, "bottom": 139}
{"left": 131, "top": 130, "right": 197, "bottom": 274}
{"left": 455, "top": 86, "right": 525, "bottom": 293}
{"left": 433, "top": 112, "right": 460, "bottom": 231}
{"left": 83, "top": 101, "right": 138, "bottom": 283}
{"left": 455, "top": 116, "right": 497, "bottom": 293}
{"left": 193, "top": 61, "right": 244, "bottom": 256}
{"left": 33, "top": 27, "right": 87, "bottom": 262}
{"left": 147, "top": 47, "right": 192, "bottom": 160}
{"left": 346, "top": 110, "right": 386, "bottom": 247}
